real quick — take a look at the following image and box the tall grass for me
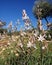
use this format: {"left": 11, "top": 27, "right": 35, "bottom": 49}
{"left": 0, "top": 41, "right": 52, "bottom": 65}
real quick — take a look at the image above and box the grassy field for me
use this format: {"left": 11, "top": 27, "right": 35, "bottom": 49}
{"left": 0, "top": 33, "right": 52, "bottom": 65}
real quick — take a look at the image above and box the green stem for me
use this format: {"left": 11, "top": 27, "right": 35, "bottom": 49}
{"left": 40, "top": 42, "right": 43, "bottom": 65}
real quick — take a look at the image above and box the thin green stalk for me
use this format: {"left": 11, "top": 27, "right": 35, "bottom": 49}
{"left": 39, "top": 42, "right": 43, "bottom": 65}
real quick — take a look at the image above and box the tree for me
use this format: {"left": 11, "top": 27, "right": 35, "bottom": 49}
{"left": 0, "top": 20, "right": 6, "bottom": 28}
{"left": 0, "top": 28, "right": 7, "bottom": 34}
{"left": 0, "top": 20, "right": 6, "bottom": 34}
{"left": 33, "top": 0, "right": 52, "bottom": 24}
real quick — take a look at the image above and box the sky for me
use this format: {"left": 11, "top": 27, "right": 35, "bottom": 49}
{"left": 0, "top": 0, "right": 52, "bottom": 31}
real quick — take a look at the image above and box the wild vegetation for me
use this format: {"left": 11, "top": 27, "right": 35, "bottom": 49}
{"left": 0, "top": 0, "right": 52, "bottom": 65}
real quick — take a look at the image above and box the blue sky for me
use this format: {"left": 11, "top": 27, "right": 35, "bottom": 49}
{"left": 0, "top": 0, "right": 52, "bottom": 30}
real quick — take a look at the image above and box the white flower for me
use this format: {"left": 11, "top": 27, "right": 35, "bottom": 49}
{"left": 22, "top": 16, "right": 29, "bottom": 20}
{"left": 12, "top": 36, "right": 16, "bottom": 41}
{"left": 21, "top": 33, "right": 24, "bottom": 36}
{"left": 40, "top": 25, "right": 43, "bottom": 30}
{"left": 27, "top": 41, "right": 32, "bottom": 48}
{"left": 7, "top": 41, "right": 11, "bottom": 45}
{"left": 20, "top": 31, "right": 26, "bottom": 36}
{"left": 13, "top": 39, "right": 16, "bottom": 41}
{"left": 16, "top": 36, "right": 18, "bottom": 39}
{"left": 2, "top": 48, "right": 5, "bottom": 51}
{"left": 15, "top": 53, "right": 19, "bottom": 57}
{"left": 22, "top": 10, "right": 29, "bottom": 20}
{"left": 11, "top": 50, "right": 13, "bottom": 53}
{"left": 25, "top": 22, "right": 29, "bottom": 26}
{"left": 23, "top": 32, "right": 26, "bottom": 35}
{"left": 42, "top": 46, "right": 45, "bottom": 50}
{"left": 49, "top": 34, "right": 51, "bottom": 38}
{"left": 38, "top": 34, "right": 45, "bottom": 42}
{"left": 18, "top": 42, "right": 23, "bottom": 48}
{"left": 27, "top": 41, "right": 37, "bottom": 49}
{"left": 22, "top": 10, "right": 30, "bottom": 22}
